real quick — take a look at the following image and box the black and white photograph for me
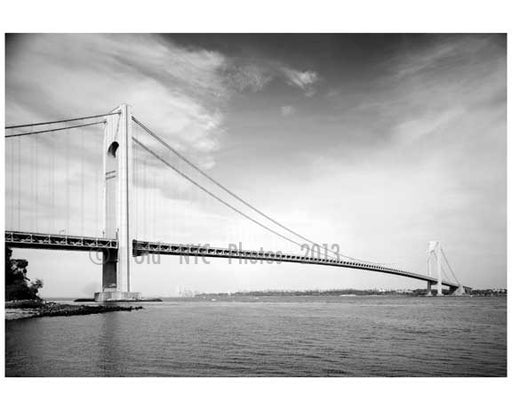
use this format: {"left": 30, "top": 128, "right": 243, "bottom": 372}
{"left": 1, "top": 1, "right": 510, "bottom": 408}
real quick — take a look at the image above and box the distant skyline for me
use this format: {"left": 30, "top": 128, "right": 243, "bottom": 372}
{"left": 5, "top": 34, "right": 506, "bottom": 296}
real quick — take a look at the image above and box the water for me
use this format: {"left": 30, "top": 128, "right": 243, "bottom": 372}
{"left": 5, "top": 296, "right": 506, "bottom": 377}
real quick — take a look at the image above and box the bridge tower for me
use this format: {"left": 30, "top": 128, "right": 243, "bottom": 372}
{"left": 427, "top": 241, "right": 467, "bottom": 296}
{"left": 94, "top": 104, "right": 140, "bottom": 302}
{"left": 427, "top": 241, "right": 443, "bottom": 296}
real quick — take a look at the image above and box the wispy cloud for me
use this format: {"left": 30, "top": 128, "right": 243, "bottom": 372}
{"left": 302, "top": 35, "right": 506, "bottom": 288}
{"left": 6, "top": 34, "right": 320, "bottom": 165}
{"left": 280, "top": 67, "right": 319, "bottom": 96}
{"left": 5, "top": 34, "right": 322, "bottom": 242}
{"left": 223, "top": 63, "right": 272, "bottom": 92}
{"left": 221, "top": 58, "right": 319, "bottom": 97}
{"left": 390, "top": 36, "right": 497, "bottom": 81}
{"left": 393, "top": 107, "right": 465, "bottom": 143}
{"left": 6, "top": 34, "right": 230, "bottom": 170}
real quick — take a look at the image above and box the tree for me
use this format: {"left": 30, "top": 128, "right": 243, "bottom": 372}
{"left": 5, "top": 247, "right": 43, "bottom": 301}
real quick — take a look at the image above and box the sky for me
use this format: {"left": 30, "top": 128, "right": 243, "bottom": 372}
{"left": 4, "top": 33, "right": 507, "bottom": 297}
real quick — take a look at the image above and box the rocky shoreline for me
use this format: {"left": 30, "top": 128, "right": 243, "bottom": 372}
{"left": 5, "top": 300, "right": 143, "bottom": 321}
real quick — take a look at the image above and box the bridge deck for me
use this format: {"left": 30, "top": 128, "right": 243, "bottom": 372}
{"left": 5, "top": 231, "right": 118, "bottom": 251}
{"left": 134, "top": 240, "right": 460, "bottom": 288}
{"left": 4, "top": 231, "right": 460, "bottom": 288}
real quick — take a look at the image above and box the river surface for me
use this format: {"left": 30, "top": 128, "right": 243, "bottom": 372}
{"left": 5, "top": 296, "right": 506, "bottom": 377}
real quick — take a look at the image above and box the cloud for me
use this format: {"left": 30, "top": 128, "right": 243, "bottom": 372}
{"left": 280, "top": 67, "right": 319, "bottom": 96}
{"left": 6, "top": 34, "right": 229, "bottom": 170}
{"left": 301, "top": 35, "right": 506, "bottom": 288}
{"left": 280, "top": 105, "right": 296, "bottom": 117}
{"left": 5, "top": 34, "right": 235, "bottom": 244}
{"left": 6, "top": 35, "right": 321, "bottom": 154}
{"left": 393, "top": 107, "right": 465, "bottom": 143}
{"left": 223, "top": 63, "right": 272, "bottom": 92}
{"left": 385, "top": 36, "right": 506, "bottom": 149}
{"left": 12, "top": 35, "right": 505, "bottom": 295}
{"left": 391, "top": 41, "right": 458, "bottom": 80}
{"left": 5, "top": 34, "right": 324, "bottom": 241}
{"left": 222, "top": 58, "right": 319, "bottom": 97}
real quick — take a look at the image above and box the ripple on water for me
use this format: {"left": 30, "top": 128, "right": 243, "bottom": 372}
{"left": 5, "top": 296, "right": 507, "bottom": 377}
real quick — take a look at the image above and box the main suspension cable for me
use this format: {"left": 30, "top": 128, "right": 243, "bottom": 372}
{"left": 5, "top": 112, "right": 119, "bottom": 130}
{"left": 5, "top": 120, "right": 106, "bottom": 138}
{"left": 132, "top": 118, "right": 319, "bottom": 243}
{"left": 133, "top": 137, "right": 311, "bottom": 254}
{"left": 132, "top": 117, "right": 374, "bottom": 263}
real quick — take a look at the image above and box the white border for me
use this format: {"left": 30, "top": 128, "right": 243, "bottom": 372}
{"left": 0, "top": 0, "right": 510, "bottom": 33}
{"left": 1, "top": 1, "right": 510, "bottom": 409}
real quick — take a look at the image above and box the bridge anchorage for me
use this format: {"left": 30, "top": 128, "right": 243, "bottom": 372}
{"left": 4, "top": 104, "right": 470, "bottom": 301}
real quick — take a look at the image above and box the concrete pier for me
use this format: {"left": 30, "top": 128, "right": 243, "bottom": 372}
{"left": 94, "top": 291, "right": 141, "bottom": 302}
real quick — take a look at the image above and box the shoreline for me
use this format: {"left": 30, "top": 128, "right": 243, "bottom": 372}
{"left": 5, "top": 300, "right": 143, "bottom": 321}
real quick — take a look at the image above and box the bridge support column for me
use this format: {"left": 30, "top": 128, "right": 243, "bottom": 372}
{"left": 94, "top": 104, "right": 140, "bottom": 302}
{"left": 426, "top": 282, "right": 432, "bottom": 297}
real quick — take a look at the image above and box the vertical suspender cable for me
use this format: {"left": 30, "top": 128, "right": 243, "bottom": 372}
{"left": 133, "top": 136, "right": 137, "bottom": 240}
{"left": 152, "top": 157, "right": 155, "bottom": 241}
{"left": 17, "top": 136, "right": 21, "bottom": 230}
{"left": 6, "top": 141, "right": 8, "bottom": 230}
{"left": 134, "top": 127, "right": 139, "bottom": 241}
{"left": 138, "top": 143, "right": 141, "bottom": 240}
{"left": 138, "top": 146, "right": 141, "bottom": 240}
{"left": 35, "top": 135, "right": 41, "bottom": 232}
{"left": 149, "top": 155, "right": 152, "bottom": 240}
{"left": 136, "top": 141, "right": 140, "bottom": 240}
{"left": 178, "top": 156, "right": 184, "bottom": 243}
{"left": 182, "top": 159, "right": 187, "bottom": 243}
{"left": 172, "top": 158, "right": 175, "bottom": 243}
{"left": 147, "top": 156, "right": 150, "bottom": 240}
{"left": 30, "top": 131, "right": 34, "bottom": 231}
{"left": 50, "top": 134, "right": 55, "bottom": 233}
{"left": 7, "top": 140, "right": 10, "bottom": 230}
{"left": 32, "top": 131, "right": 36, "bottom": 231}
{"left": 96, "top": 140, "right": 99, "bottom": 237}
{"left": 46, "top": 136, "right": 50, "bottom": 233}
{"left": 143, "top": 156, "right": 147, "bottom": 240}
{"left": 156, "top": 155, "right": 160, "bottom": 241}
{"left": 65, "top": 128, "right": 70, "bottom": 234}
{"left": 98, "top": 128, "right": 102, "bottom": 237}
{"left": 150, "top": 158, "right": 156, "bottom": 240}
{"left": 94, "top": 136, "right": 99, "bottom": 237}
{"left": 9, "top": 140, "right": 13, "bottom": 230}
{"left": 140, "top": 155, "right": 143, "bottom": 240}
{"left": 133, "top": 136, "right": 136, "bottom": 240}
{"left": 150, "top": 158, "right": 154, "bottom": 240}
{"left": 172, "top": 158, "right": 176, "bottom": 243}
{"left": 149, "top": 155, "right": 152, "bottom": 241}
{"left": 154, "top": 153, "right": 158, "bottom": 241}
{"left": 80, "top": 127, "right": 84, "bottom": 235}
{"left": 28, "top": 131, "right": 32, "bottom": 231}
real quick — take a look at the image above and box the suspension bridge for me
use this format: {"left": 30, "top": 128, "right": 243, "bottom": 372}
{"left": 4, "top": 104, "right": 469, "bottom": 300}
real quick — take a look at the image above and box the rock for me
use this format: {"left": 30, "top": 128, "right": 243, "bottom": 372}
{"left": 5, "top": 301, "right": 143, "bottom": 320}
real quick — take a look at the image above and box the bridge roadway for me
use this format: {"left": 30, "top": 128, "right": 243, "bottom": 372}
{"left": 5, "top": 230, "right": 461, "bottom": 289}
